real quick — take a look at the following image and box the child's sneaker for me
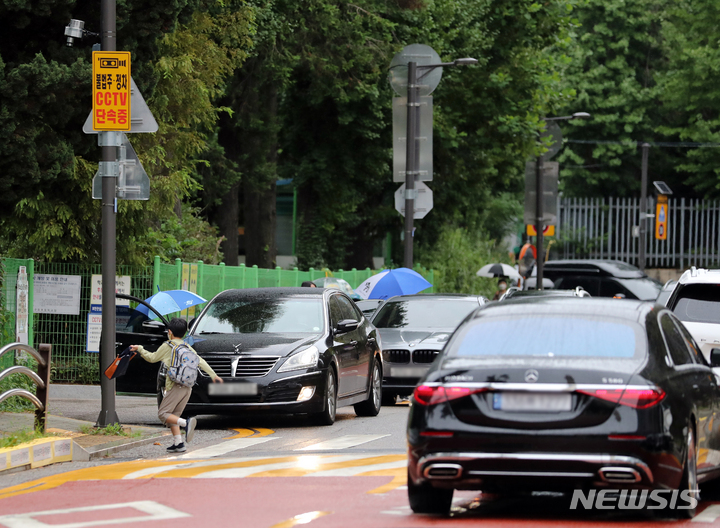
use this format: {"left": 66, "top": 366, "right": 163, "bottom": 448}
{"left": 183, "top": 417, "right": 197, "bottom": 443}
{"left": 167, "top": 442, "right": 186, "bottom": 453}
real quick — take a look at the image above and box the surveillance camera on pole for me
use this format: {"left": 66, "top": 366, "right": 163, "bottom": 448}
{"left": 64, "top": 19, "right": 99, "bottom": 47}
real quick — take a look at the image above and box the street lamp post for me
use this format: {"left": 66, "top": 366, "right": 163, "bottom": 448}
{"left": 403, "top": 57, "right": 477, "bottom": 268}
{"left": 535, "top": 112, "right": 590, "bottom": 290}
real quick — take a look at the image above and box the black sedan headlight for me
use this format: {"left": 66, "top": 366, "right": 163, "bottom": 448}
{"left": 278, "top": 346, "right": 319, "bottom": 373}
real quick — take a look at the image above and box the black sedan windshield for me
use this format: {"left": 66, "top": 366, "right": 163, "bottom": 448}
{"left": 372, "top": 299, "right": 477, "bottom": 329}
{"left": 194, "top": 297, "right": 324, "bottom": 334}
{"left": 449, "top": 315, "right": 644, "bottom": 359}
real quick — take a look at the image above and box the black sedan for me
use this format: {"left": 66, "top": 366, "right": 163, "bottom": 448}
{"left": 407, "top": 297, "right": 720, "bottom": 516}
{"left": 371, "top": 294, "right": 487, "bottom": 404}
{"left": 119, "top": 288, "right": 383, "bottom": 425}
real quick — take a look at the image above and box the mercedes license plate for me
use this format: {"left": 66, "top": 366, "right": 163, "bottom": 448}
{"left": 391, "top": 366, "right": 427, "bottom": 378}
{"left": 208, "top": 382, "right": 258, "bottom": 396}
{"left": 493, "top": 392, "right": 572, "bottom": 412}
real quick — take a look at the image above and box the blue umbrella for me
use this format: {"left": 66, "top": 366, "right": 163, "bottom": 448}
{"left": 354, "top": 268, "right": 432, "bottom": 300}
{"left": 135, "top": 290, "right": 207, "bottom": 320}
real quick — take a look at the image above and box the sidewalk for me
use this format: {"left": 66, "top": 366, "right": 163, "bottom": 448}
{"left": 0, "top": 384, "right": 168, "bottom": 473}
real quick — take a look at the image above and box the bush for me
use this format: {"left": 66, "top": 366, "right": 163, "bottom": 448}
{"left": 416, "top": 225, "right": 514, "bottom": 298}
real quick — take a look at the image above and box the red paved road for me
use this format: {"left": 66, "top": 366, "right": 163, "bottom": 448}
{"left": 1, "top": 477, "right": 717, "bottom": 527}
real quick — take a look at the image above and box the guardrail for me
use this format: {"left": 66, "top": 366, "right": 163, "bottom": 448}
{"left": 0, "top": 343, "right": 52, "bottom": 431}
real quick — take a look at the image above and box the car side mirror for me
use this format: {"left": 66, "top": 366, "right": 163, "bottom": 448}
{"left": 711, "top": 348, "right": 720, "bottom": 368}
{"left": 335, "top": 319, "right": 360, "bottom": 335}
{"left": 613, "top": 293, "right": 626, "bottom": 299}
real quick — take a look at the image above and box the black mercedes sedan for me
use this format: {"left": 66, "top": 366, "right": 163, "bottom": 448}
{"left": 118, "top": 288, "right": 383, "bottom": 425}
{"left": 407, "top": 297, "right": 720, "bottom": 516}
{"left": 371, "top": 294, "right": 487, "bottom": 404}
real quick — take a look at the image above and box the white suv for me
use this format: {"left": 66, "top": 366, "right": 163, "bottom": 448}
{"left": 665, "top": 267, "right": 720, "bottom": 362}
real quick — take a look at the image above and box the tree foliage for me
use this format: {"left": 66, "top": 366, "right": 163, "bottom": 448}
{"left": 656, "top": 0, "right": 720, "bottom": 197}
{"left": 5, "top": 0, "right": 720, "bottom": 277}
{"left": 0, "top": 0, "right": 253, "bottom": 265}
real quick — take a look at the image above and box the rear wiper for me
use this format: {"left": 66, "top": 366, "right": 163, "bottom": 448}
{"left": 199, "top": 331, "right": 225, "bottom": 335}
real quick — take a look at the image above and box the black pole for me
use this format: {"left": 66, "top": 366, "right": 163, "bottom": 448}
{"left": 639, "top": 143, "right": 649, "bottom": 271}
{"left": 403, "top": 61, "right": 418, "bottom": 269}
{"left": 535, "top": 155, "right": 544, "bottom": 290}
{"left": 97, "top": 0, "right": 119, "bottom": 427}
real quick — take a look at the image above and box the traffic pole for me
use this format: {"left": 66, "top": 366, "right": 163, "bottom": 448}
{"left": 97, "top": 0, "right": 119, "bottom": 427}
{"left": 639, "top": 143, "right": 649, "bottom": 272}
{"left": 535, "top": 155, "right": 544, "bottom": 290}
{"left": 403, "top": 61, "right": 419, "bottom": 269}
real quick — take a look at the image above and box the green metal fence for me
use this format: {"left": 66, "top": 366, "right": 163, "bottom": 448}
{"left": 0, "top": 257, "right": 433, "bottom": 383}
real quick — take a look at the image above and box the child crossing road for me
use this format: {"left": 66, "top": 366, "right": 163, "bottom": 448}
{"left": 130, "top": 318, "right": 223, "bottom": 452}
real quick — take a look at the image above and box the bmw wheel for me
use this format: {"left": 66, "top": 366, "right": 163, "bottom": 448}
{"left": 354, "top": 360, "right": 382, "bottom": 417}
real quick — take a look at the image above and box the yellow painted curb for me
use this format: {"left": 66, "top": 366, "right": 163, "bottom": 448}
{"left": 0, "top": 437, "right": 73, "bottom": 472}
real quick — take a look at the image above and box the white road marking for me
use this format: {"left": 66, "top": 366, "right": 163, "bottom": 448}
{"left": 122, "top": 458, "right": 257, "bottom": 480}
{"left": 0, "top": 501, "right": 189, "bottom": 528}
{"left": 693, "top": 504, "right": 720, "bottom": 523}
{"left": 194, "top": 455, "right": 362, "bottom": 478}
{"left": 177, "top": 436, "right": 278, "bottom": 459}
{"left": 296, "top": 434, "right": 390, "bottom": 451}
{"left": 308, "top": 459, "right": 406, "bottom": 477}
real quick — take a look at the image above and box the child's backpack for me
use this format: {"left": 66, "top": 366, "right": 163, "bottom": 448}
{"left": 167, "top": 341, "right": 200, "bottom": 387}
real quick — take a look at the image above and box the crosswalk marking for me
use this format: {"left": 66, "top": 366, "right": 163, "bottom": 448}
{"left": 0, "top": 454, "right": 408, "bottom": 500}
{"left": 296, "top": 434, "right": 390, "bottom": 451}
{"left": 308, "top": 459, "right": 406, "bottom": 477}
{"left": 196, "top": 455, "right": 362, "bottom": 479}
{"left": 177, "top": 436, "right": 278, "bottom": 459}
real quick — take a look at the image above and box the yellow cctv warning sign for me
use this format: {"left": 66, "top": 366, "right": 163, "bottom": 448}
{"left": 92, "top": 51, "right": 131, "bottom": 131}
{"left": 527, "top": 224, "right": 555, "bottom": 237}
{"left": 656, "top": 194, "right": 668, "bottom": 240}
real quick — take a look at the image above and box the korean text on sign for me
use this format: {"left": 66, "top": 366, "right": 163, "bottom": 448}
{"left": 92, "top": 51, "right": 131, "bottom": 131}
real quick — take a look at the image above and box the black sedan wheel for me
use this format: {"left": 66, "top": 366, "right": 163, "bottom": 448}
{"left": 673, "top": 426, "right": 698, "bottom": 519}
{"left": 407, "top": 469, "right": 453, "bottom": 514}
{"left": 354, "top": 360, "right": 382, "bottom": 417}
{"left": 314, "top": 369, "right": 337, "bottom": 426}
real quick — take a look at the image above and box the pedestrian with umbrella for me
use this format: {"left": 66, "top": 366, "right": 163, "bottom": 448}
{"left": 476, "top": 263, "right": 521, "bottom": 300}
{"left": 492, "top": 278, "right": 509, "bottom": 301}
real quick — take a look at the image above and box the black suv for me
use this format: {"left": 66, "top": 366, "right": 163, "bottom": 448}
{"left": 542, "top": 259, "right": 661, "bottom": 300}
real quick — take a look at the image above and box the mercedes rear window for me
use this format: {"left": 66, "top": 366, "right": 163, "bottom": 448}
{"left": 672, "top": 284, "right": 720, "bottom": 324}
{"left": 449, "top": 316, "right": 643, "bottom": 358}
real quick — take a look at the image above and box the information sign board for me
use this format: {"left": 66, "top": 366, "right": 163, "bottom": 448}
{"left": 92, "top": 51, "right": 131, "bottom": 131}
{"left": 16, "top": 266, "right": 29, "bottom": 344}
{"left": 89, "top": 275, "right": 131, "bottom": 308}
{"left": 86, "top": 311, "right": 103, "bottom": 353}
{"left": 33, "top": 275, "right": 81, "bottom": 315}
